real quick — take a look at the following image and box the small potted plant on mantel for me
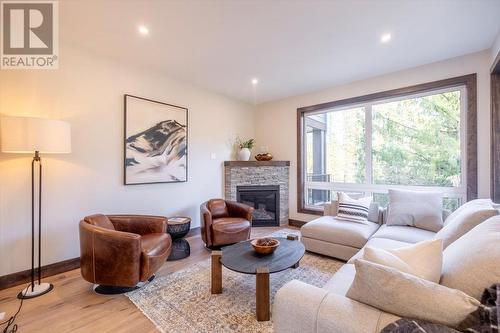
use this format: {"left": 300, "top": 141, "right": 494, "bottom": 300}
{"left": 236, "top": 138, "right": 255, "bottom": 161}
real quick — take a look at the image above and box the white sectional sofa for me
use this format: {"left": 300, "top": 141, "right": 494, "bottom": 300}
{"left": 274, "top": 199, "right": 500, "bottom": 333}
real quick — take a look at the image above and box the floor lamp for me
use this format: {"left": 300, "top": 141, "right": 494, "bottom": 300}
{"left": 0, "top": 116, "right": 71, "bottom": 299}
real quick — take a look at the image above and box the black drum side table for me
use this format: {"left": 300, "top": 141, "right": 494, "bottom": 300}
{"left": 167, "top": 217, "right": 191, "bottom": 261}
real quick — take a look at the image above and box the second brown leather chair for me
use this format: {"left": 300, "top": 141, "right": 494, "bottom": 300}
{"left": 79, "top": 214, "right": 172, "bottom": 294}
{"left": 200, "top": 199, "right": 254, "bottom": 248}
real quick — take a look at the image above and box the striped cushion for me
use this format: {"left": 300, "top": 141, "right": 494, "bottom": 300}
{"left": 336, "top": 192, "right": 372, "bottom": 223}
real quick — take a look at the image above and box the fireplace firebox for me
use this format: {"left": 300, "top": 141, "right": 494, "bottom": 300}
{"left": 236, "top": 185, "right": 280, "bottom": 227}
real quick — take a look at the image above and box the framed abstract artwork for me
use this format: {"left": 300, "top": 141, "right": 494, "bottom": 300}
{"left": 124, "top": 94, "right": 188, "bottom": 185}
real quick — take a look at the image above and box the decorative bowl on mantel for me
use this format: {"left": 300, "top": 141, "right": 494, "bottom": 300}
{"left": 255, "top": 153, "right": 273, "bottom": 161}
{"left": 251, "top": 237, "right": 280, "bottom": 255}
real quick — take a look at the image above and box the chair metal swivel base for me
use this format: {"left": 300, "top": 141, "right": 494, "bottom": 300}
{"left": 93, "top": 275, "right": 155, "bottom": 295}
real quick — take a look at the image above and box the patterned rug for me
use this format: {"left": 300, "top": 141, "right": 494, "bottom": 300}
{"left": 126, "top": 229, "right": 343, "bottom": 333}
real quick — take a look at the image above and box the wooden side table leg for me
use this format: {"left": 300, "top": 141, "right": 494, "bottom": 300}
{"left": 256, "top": 267, "right": 270, "bottom": 321}
{"left": 211, "top": 251, "right": 222, "bottom": 294}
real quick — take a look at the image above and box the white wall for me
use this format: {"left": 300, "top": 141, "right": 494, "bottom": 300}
{"left": 0, "top": 45, "right": 254, "bottom": 275}
{"left": 492, "top": 30, "right": 500, "bottom": 66}
{"left": 255, "top": 50, "right": 492, "bottom": 223}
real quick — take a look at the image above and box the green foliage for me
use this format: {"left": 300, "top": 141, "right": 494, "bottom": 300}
{"left": 371, "top": 91, "right": 461, "bottom": 187}
{"left": 237, "top": 138, "right": 255, "bottom": 149}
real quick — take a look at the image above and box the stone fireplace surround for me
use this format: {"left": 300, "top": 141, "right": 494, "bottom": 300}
{"left": 224, "top": 161, "right": 290, "bottom": 225}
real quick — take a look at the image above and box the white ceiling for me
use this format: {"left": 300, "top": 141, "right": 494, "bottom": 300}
{"left": 60, "top": 0, "right": 500, "bottom": 104}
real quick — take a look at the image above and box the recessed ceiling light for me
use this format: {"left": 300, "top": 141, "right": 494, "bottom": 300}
{"left": 251, "top": 78, "right": 259, "bottom": 85}
{"left": 380, "top": 33, "right": 392, "bottom": 43}
{"left": 138, "top": 25, "right": 149, "bottom": 36}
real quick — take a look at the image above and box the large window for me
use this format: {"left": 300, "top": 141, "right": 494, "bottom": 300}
{"left": 298, "top": 75, "right": 477, "bottom": 214}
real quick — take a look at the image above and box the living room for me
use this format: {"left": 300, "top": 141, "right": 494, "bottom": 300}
{"left": 1, "top": 0, "right": 500, "bottom": 332}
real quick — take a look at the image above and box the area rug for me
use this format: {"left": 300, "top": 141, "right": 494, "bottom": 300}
{"left": 127, "top": 230, "right": 343, "bottom": 333}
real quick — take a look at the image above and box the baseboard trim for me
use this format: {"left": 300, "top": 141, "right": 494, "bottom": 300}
{"left": 0, "top": 257, "right": 81, "bottom": 291}
{"left": 288, "top": 219, "right": 307, "bottom": 228}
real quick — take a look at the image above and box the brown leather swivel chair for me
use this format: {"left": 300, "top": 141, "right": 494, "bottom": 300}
{"left": 79, "top": 214, "right": 171, "bottom": 294}
{"left": 200, "top": 199, "right": 254, "bottom": 248}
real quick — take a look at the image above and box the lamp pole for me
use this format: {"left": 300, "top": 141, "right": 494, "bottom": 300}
{"left": 0, "top": 116, "right": 70, "bottom": 299}
{"left": 18, "top": 150, "right": 53, "bottom": 299}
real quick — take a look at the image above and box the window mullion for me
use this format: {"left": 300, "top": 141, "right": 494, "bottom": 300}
{"left": 459, "top": 86, "right": 467, "bottom": 204}
{"left": 365, "top": 104, "right": 373, "bottom": 193}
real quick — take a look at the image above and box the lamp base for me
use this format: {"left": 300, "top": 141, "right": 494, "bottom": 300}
{"left": 18, "top": 282, "right": 54, "bottom": 299}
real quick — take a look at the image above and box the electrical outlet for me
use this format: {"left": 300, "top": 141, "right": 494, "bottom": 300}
{"left": 210, "top": 153, "right": 217, "bottom": 160}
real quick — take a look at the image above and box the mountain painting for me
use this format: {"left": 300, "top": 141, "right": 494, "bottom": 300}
{"left": 124, "top": 95, "right": 188, "bottom": 185}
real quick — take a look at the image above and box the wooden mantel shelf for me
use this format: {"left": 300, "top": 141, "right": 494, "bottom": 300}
{"left": 224, "top": 161, "right": 290, "bottom": 167}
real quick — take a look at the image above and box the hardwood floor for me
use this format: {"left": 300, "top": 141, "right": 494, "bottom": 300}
{"left": 0, "top": 227, "right": 288, "bottom": 333}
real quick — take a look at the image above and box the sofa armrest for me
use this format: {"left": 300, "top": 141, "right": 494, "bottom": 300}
{"left": 324, "top": 201, "right": 339, "bottom": 216}
{"left": 108, "top": 215, "right": 167, "bottom": 234}
{"left": 274, "top": 280, "right": 329, "bottom": 333}
{"left": 273, "top": 280, "right": 399, "bottom": 333}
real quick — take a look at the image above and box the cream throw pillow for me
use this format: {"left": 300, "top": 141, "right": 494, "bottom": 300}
{"left": 347, "top": 259, "right": 480, "bottom": 328}
{"left": 361, "top": 239, "right": 443, "bottom": 282}
{"left": 441, "top": 215, "right": 500, "bottom": 300}
{"left": 386, "top": 189, "right": 443, "bottom": 232}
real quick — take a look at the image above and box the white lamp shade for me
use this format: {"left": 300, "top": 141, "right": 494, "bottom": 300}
{"left": 0, "top": 116, "right": 71, "bottom": 154}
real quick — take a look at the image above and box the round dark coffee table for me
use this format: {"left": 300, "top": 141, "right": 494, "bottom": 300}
{"left": 211, "top": 236, "right": 305, "bottom": 321}
{"left": 167, "top": 217, "right": 191, "bottom": 261}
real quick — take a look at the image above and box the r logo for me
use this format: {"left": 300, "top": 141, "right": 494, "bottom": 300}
{"left": 3, "top": 2, "right": 53, "bottom": 54}
{"left": 1, "top": 1, "right": 58, "bottom": 69}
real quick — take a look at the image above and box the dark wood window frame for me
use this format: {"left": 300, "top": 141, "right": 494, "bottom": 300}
{"left": 491, "top": 52, "right": 500, "bottom": 203}
{"left": 297, "top": 74, "right": 478, "bottom": 215}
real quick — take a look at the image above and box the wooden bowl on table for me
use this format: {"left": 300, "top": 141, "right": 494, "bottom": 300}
{"left": 251, "top": 238, "right": 280, "bottom": 255}
{"left": 255, "top": 153, "right": 273, "bottom": 161}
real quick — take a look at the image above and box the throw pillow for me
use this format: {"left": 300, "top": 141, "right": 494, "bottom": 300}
{"left": 386, "top": 189, "right": 443, "bottom": 232}
{"left": 326, "top": 200, "right": 381, "bottom": 223}
{"left": 434, "top": 199, "right": 498, "bottom": 249}
{"left": 346, "top": 259, "right": 480, "bottom": 328}
{"left": 336, "top": 192, "right": 372, "bottom": 223}
{"left": 441, "top": 215, "right": 500, "bottom": 300}
{"left": 361, "top": 239, "right": 443, "bottom": 282}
